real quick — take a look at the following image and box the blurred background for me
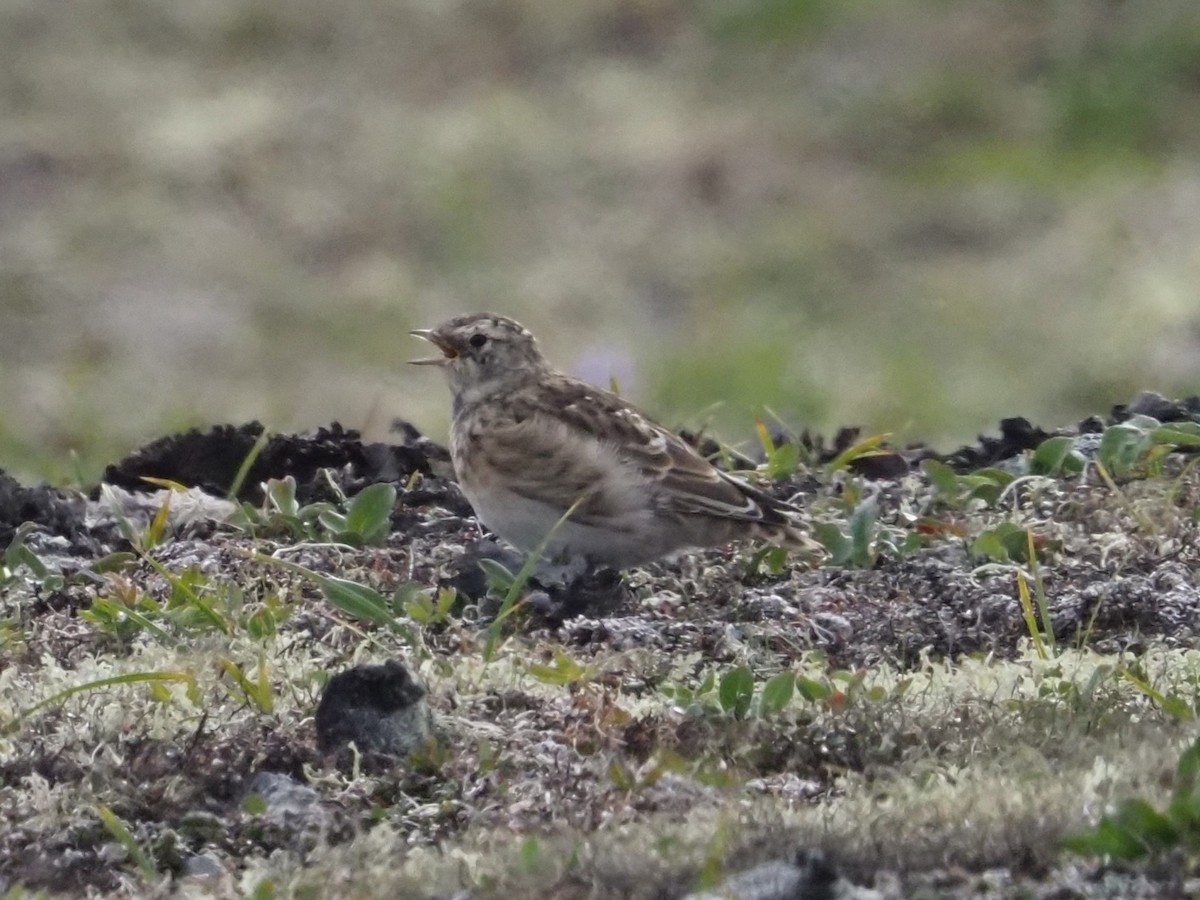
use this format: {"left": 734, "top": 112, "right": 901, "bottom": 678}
{"left": 2, "top": 0, "right": 1200, "bottom": 484}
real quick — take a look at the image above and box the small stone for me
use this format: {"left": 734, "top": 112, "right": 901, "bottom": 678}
{"left": 315, "top": 659, "right": 434, "bottom": 771}
{"left": 684, "top": 850, "right": 839, "bottom": 900}
{"left": 246, "top": 772, "right": 330, "bottom": 832}
{"left": 182, "top": 852, "right": 225, "bottom": 881}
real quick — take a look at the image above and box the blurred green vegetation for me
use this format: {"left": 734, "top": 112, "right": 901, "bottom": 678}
{"left": 1, "top": 0, "right": 1199, "bottom": 484}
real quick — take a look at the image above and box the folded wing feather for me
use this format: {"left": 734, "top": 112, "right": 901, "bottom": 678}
{"left": 485, "top": 381, "right": 796, "bottom": 526}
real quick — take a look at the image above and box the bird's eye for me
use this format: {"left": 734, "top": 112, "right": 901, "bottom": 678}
{"left": 469, "top": 334, "right": 488, "bottom": 348}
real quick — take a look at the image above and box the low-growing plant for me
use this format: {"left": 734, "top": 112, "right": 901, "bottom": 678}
{"left": 970, "top": 521, "right": 1034, "bottom": 563}
{"left": 79, "top": 566, "right": 291, "bottom": 646}
{"left": 825, "top": 431, "right": 893, "bottom": 475}
{"left": 220, "top": 656, "right": 275, "bottom": 713}
{"left": 922, "top": 459, "right": 1016, "bottom": 508}
{"left": 815, "top": 486, "right": 923, "bottom": 568}
{"left": 745, "top": 545, "right": 791, "bottom": 576}
{"left": 525, "top": 648, "right": 595, "bottom": 687}
{"left": 1118, "top": 661, "right": 1197, "bottom": 721}
{"left": 97, "top": 805, "right": 159, "bottom": 881}
{"left": 1096, "top": 416, "right": 1196, "bottom": 480}
{"left": 316, "top": 482, "right": 397, "bottom": 547}
{"left": 254, "top": 553, "right": 418, "bottom": 648}
{"left": 1063, "top": 735, "right": 1200, "bottom": 861}
{"left": 659, "top": 662, "right": 901, "bottom": 722}
{"left": 1029, "top": 435, "right": 1087, "bottom": 477}
{"left": 98, "top": 481, "right": 175, "bottom": 552}
{"left": 2, "top": 671, "right": 200, "bottom": 736}
{"left": 1015, "top": 530, "right": 1057, "bottom": 659}
{"left": 717, "top": 665, "right": 755, "bottom": 718}
{"left": 399, "top": 582, "right": 459, "bottom": 627}
{"left": 1030, "top": 417, "right": 1200, "bottom": 484}
{"left": 3, "top": 522, "right": 66, "bottom": 593}
{"left": 753, "top": 416, "right": 802, "bottom": 479}
{"left": 608, "top": 747, "right": 740, "bottom": 794}
{"left": 233, "top": 476, "right": 397, "bottom": 547}
{"left": 609, "top": 748, "right": 678, "bottom": 793}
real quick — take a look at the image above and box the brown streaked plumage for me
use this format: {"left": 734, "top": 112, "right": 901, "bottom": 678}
{"left": 410, "top": 312, "right": 818, "bottom": 568}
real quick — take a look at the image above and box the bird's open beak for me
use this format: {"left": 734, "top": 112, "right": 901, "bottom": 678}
{"left": 408, "top": 329, "right": 457, "bottom": 366}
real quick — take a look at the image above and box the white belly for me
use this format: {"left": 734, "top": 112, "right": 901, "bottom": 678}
{"left": 461, "top": 483, "right": 664, "bottom": 567}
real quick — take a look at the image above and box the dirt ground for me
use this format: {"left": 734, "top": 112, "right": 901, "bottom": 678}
{"left": 3, "top": 397, "right": 1200, "bottom": 897}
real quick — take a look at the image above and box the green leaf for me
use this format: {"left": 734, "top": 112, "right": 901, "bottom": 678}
{"left": 795, "top": 676, "right": 832, "bottom": 702}
{"left": 143, "top": 494, "right": 172, "bottom": 550}
{"left": 1098, "top": 423, "right": 1152, "bottom": 476}
{"left": 1030, "top": 436, "right": 1079, "bottom": 476}
{"left": 5, "top": 522, "right": 49, "bottom": 577}
{"left": 960, "top": 468, "right": 1015, "bottom": 507}
{"left": 826, "top": 433, "right": 892, "bottom": 474}
{"left": 97, "top": 805, "right": 158, "bottom": 879}
{"left": 518, "top": 836, "right": 541, "bottom": 873}
{"left": 970, "top": 522, "right": 1029, "bottom": 563}
{"left": 220, "top": 657, "right": 274, "bottom": 713}
{"left": 91, "top": 552, "right": 137, "bottom": 575}
{"left": 921, "top": 459, "right": 961, "bottom": 498}
{"left": 1062, "top": 816, "right": 1149, "bottom": 860}
{"left": 758, "top": 671, "right": 795, "bottom": 716}
{"left": 345, "top": 483, "right": 397, "bottom": 544}
{"left": 477, "top": 558, "right": 516, "bottom": 595}
{"left": 1168, "top": 738, "right": 1200, "bottom": 830}
{"left": 1063, "top": 798, "right": 1181, "bottom": 861}
{"left": 433, "top": 587, "right": 458, "bottom": 619}
{"left": 525, "top": 649, "right": 590, "bottom": 686}
{"left": 815, "top": 523, "right": 852, "bottom": 566}
{"left": 847, "top": 497, "right": 878, "bottom": 566}
{"left": 718, "top": 667, "right": 754, "bottom": 718}
{"left": 764, "top": 443, "right": 800, "bottom": 479}
{"left": 1152, "top": 422, "right": 1200, "bottom": 446}
{"left": 245, "top": 606, "right": 278, "bottom": 640}
{"left": 317, "top": 510, "right": 352, "bottom": 541}
{"left": 747, "top": 545, "right": 789, "bottom": 576}
{"left": 1159, "top": 693, "right": 1196, "bottom": 721}
{"left": 266, "top": 477, "right": 299, "bottom": 518}
{"left": 226, "top": 427, "right": 271, "bottom": 501}
{"left": 1174, "top": 737, "right": 1200, "bottom": 785}
{"left": 318, "top": 576, "right": 396, "bottom": 629}
{"left": 609, "top": 758, "right": 636, "bottom": 791}
{"left": 1111, "top": 798, "right": 1181, "bottom": 854}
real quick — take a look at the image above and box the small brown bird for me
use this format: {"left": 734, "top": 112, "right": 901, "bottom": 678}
{"left": 411, "top": 313, "right": 815, "bottom": 569}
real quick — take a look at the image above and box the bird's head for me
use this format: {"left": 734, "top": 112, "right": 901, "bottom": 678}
{"left": 410, "top": 313, "right": 548, "bottom": 403}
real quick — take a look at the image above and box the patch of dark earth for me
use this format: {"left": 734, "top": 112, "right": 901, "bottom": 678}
{"left": 3, "top": 391, "right": 1200, "bottom": 897}
{"left": 4, "top": 391, "right": 1199, "bottom": 667}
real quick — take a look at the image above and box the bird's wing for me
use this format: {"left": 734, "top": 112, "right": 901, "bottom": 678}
{"left": 472, "top": 411, "right": 619, "bottom": 523}
{"left": 492, "top": 378, "right": 788, "bottom": 524}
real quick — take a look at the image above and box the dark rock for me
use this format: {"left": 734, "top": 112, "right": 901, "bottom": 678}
{"left": 939, "top": 417, "right": 1057, "bottom": 472}
{"left": 99, "top": 422, "right": 431, "bottom": 504}
{"left": 1117, "top": 390, "right": 1200, "bottom": 423}
{"left": 315, "top": 659, "right": 433, "bottom": 771}
{"left": 684, "top": 849, "right": 840, "bottom": 900}
{"left": 0, "top": 470, "right": 89, "bottom": 551}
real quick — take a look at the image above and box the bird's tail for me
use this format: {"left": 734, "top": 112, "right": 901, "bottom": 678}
{"left": 751, "top": 518, "right": 827, "bottom": 563}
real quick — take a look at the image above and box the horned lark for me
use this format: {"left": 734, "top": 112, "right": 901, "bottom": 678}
{"left": 410, "top": 312, "right": 816, "bottom": 569}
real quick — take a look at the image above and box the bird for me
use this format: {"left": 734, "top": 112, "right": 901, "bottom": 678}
{"left": 410, "top": 312, "right": 818, "bottom": 570}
